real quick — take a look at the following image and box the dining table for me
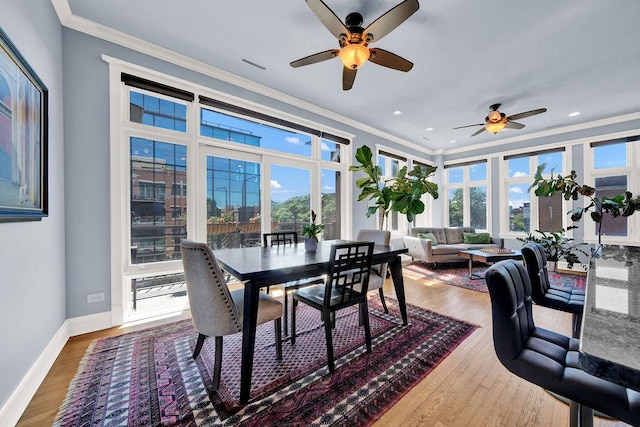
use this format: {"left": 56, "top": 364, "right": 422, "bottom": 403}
{"left": 578, "top": 244, "right": 640, "bottom": 393}
{"left": 214, "top": 239, "right": 409, "bottom": 404}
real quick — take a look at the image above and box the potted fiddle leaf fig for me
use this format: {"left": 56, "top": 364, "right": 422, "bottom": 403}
{"left": 349, "top": 145, "right": 439, "bottom": 230}
{"left": 517, "top": 228, "right": 588, "bottom": 270}
{"left": 529, "top": 163, "right": 640, "bottom": 248}
{"left": 302, "top": 210, "right": 325, "bottom": 252}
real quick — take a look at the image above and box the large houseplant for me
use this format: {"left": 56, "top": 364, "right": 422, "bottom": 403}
{"left": 529, "top": 164, "right": 640, "bottom": 245}
{"left": 349, "top": 145, "right": 439, "bottom": 230}
{"left": 517, "top": 228, "right": 588, "bottom": 270}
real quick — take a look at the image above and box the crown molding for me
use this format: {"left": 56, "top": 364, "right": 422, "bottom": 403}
{"left": 51, "top": 0, "right": 432, "bottom": 156}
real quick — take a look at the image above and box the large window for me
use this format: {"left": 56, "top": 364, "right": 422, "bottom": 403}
{"left": 112, "top": 66, "right": 351, "bottom": 322}
{"left": 445, "top": 161, "right": 488, "bottom": 230}
{"left": 503, "top": 149, "right": 565, "bottom": 235}
{"left": 585, "top": 137, "right": 640, "bottom": 242}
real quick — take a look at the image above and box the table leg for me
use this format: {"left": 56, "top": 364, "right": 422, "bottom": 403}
{"left": 389, "top": 256, "right": 408, "bottom": 325}
{"left": 240, "top": 281, "right": 261, "bottom": 404}
{"left": 468, "top": 256, "right": 474, "bottom": 279}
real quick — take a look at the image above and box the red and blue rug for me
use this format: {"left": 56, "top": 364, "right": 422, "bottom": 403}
{"left": 54, "top": 297, "right": 476, "bottom": 426}
{"left": 405, "top": 261, "right": 586, "bottom": 294}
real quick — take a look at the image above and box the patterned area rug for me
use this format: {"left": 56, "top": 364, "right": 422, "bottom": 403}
{"left": 404, "top": 261, "right": 586, "bottom": 294}
{"left": 54, "top": 297, "right": 476, "bottom": 426}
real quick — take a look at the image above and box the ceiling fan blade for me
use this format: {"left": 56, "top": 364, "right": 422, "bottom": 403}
{"left": 290, "top": 49, "right": 340, "bottom": 68}
{"left": 507, "top": 108, "right": 547, "bottom": 121}
{"left": 471, "top": 127, "right": 487, "bottom": 137}
{"left": 343, "top": 67, "right": 357, "bottom": 90}
{"left": 363, "top": 0, "right": 419, "bottom": 43}
{"left": 452, "top": 123, "right": 484, "bottom": 129}
{"left": 368, "top": 48, "right": 413, "bottom": 71}
{"left": 305, "top": 0, "right": 350, "bottom": 39}
{"left": 505, "top": 121, "right": 525, "bottom": 130}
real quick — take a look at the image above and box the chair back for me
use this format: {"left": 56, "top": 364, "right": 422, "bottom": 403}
{"left": 484, "top": 260, "right": 535, "bottom": 365}
{"left": 521, "top": 242, "right": 552, "bottom": 303}
{"left": 180, "top": 240, "right": 242, "bottom": 337}
{"left": 326, "top": 242, "right": 374, "bottom": 304}
{"left": 356, "top": 229, "right": 390, "bottom": 246}
{"left": 263, "top": 231, "right": 298, "bottom": 247}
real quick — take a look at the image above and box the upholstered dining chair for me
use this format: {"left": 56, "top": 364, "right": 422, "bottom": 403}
{"left": 521, "top": 242, "right": 585, "bottom": 338}
{"left": 355, "top": 229, "right": 391, "bottom": 313}
{"left": 291, "top": 241, "right": 374, "bottom": 373}
{"left": 180, "top": 239, "right": 283, "bottom": 390}
{"left": 262, "top": 231, "right": 324, "bottom": 335}
{"left": 485, "top": 260, "right": 640, "bottom": 427}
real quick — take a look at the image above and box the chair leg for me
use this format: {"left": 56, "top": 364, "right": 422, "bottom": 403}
{"left": 193, "top": 333, "right": 207, "bottom": 359}
{"left": 572, "top": 313, "right": 582, "bottom": 338}
{"left": 361, "top": 302, "right": 372, "bottom": 353}
{"left": 378, "top": 288, "right": 389, "bottom": 313}
{"left": 324, "top": 309, "right": 335, "bottom": 373}
{"left": 283, "top": 290, "right": 289, "bottom": 336}
{"left": 291, "top": 296, "right": 297, "bottom": 345}
{"left": 213, "top": 336, "right": 223, "bottom": 390}
{"left": 274, "top": 318, "right": 282, "bottom": 360}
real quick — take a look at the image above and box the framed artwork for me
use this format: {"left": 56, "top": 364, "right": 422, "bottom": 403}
{"left": 0, "top": 26, "right": 48, "bottom": 222}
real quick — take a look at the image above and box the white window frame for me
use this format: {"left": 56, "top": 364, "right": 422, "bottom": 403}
{"left": 107, "top": 57, "right": 352, "bottom": 325}
{"left": 500, "top": 148, "right": 569, "bottom": 239}
{"left": 444, "top": 160, "right": 490, "bottom": 231}
{"left": 583, "top": 135, "right": 640, "bottom": 245}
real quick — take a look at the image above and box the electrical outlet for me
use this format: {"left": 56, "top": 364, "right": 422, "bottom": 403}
{"left": 87, "top": 292, "right": 105, "bottom": 303}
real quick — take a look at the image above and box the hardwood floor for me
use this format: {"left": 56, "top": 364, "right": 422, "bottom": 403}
{"left": 18, "top": 267, "right": 629, "bottom": 426}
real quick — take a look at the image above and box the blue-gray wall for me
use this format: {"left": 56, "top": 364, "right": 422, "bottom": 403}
{"left": 0, "top": 0, "right": 66, "bottom": 410}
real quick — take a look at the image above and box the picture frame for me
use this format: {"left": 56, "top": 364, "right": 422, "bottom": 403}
{"left": 0, "top": 26, "right": 48, "bottom": 222}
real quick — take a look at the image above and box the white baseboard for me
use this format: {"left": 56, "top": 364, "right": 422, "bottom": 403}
{"left": 0, "top": 311, "right": 113, "bottom": 426}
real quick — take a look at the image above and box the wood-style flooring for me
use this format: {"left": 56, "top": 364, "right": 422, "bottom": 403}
{"left": 17, "top": 266, "right": 629, "bottom": 426}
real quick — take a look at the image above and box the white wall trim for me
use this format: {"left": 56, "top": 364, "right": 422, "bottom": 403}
{"left": 0, "top": 312, "right": 112, "bottom": 426}
{"left": 52, "top": 0, "right": 428, "bottom": 155}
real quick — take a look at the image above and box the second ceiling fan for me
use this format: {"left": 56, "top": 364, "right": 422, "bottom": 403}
{"left": 290, "top": 0, "right": 419, "bottom": 90}
{"left": 453, "top": 103, "right": 548, "bottom": 137}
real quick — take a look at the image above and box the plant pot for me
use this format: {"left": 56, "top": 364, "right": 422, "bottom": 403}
{"left": 305, "top": 237, "right": 318, "bottom": 252}
{"left": 547, "top": 261, "right": 557, "bottom": 272}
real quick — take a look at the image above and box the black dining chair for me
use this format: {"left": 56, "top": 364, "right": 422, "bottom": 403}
{"left": 484, "top": 259, "right": 640, "bottom": 427}
{"left": 521, "top": 242, "right": 585, "bottom": 338}
{"left": 262, "top": 231, "right": 324, "bottom": 335}
{"left": 291, "top": 241, "right": 375, "bottom": 373}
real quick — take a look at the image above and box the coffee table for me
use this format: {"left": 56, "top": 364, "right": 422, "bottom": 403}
{"left": 457, "top": 249, "right": 523, "bottom": 279}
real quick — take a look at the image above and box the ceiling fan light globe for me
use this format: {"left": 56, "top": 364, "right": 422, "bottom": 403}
{"left": 339, "top": 44, "right": 370, "bottom": 69}
{"left": 485, "top": 121, "right": 507, "bottom": 134}
{"left": 487, "top": 110, "right": 502, "bottom": 122}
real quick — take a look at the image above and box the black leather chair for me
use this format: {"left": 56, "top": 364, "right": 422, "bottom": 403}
{"left": 291, "top": 241, "right": 374, "bottom": 373}
{"left": 521, "top": 242, "right": 585, "bottom": 338}
{"left": 484, "top": 260, "right": 640, "bottom": 427}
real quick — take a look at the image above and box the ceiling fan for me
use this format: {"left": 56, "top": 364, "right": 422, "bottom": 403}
{"left": 453, "top": 103, "right": 548, "bottom": 137}
{"left": 290, "top": 0, "right": 419, "bottom": 90}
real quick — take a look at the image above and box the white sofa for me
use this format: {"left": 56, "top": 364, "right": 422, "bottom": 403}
{"left": 403, "top": 227, "right": 503, "bottom": 266}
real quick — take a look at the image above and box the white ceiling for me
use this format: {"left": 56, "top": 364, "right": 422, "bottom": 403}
{"left": 63, "top": 0, "right": 640, "bottom": 153}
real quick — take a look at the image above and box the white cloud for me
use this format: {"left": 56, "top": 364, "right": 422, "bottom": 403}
{"left": 323, "top": 185, "right": 334, "bottom": 191}
{"left": 512, "top": 171, "right": 528, "bottom": 178}
{"left": 321, "top": 142, "right": 330, "bottom": 151}
{"left": 510, "top": 187, "right": 524, "bottom": 194}
{"left": 285, "top": 136, "right": 302, "bottom": 145}
{"left": 271, "top": 180, "right": 282, "bottom": 190}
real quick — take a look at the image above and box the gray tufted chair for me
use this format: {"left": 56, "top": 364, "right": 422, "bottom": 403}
{"left": 354, "top": 229, "right": 391, "bottom": 313}
{"left": 521, "top": 242, "right": 585, "bottom": 338}
{"left": 180, "top": 239, "right": 283, "bottom": 390}
{"left": 485, "top": 260, "right": 640, "bottom": 427}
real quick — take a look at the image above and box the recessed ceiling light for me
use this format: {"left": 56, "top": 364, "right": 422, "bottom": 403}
{"left": 392, "top": 110, "right": 403, "bottom": 116}
{"left": 569, "top": 111, "right": 581, "bottom": 117}
{"left": 449, "top": 140, "right": 456, "bottom": 144}
{"left": 425, "top": 127, "right": 434, "bottom": 131}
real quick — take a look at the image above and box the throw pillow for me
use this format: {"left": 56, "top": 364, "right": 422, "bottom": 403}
{"left": 417, "top": 232, "right": 438, "bottom": 245}
{"left": 463, "top": 232, "right": 491, "bottom": 244}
